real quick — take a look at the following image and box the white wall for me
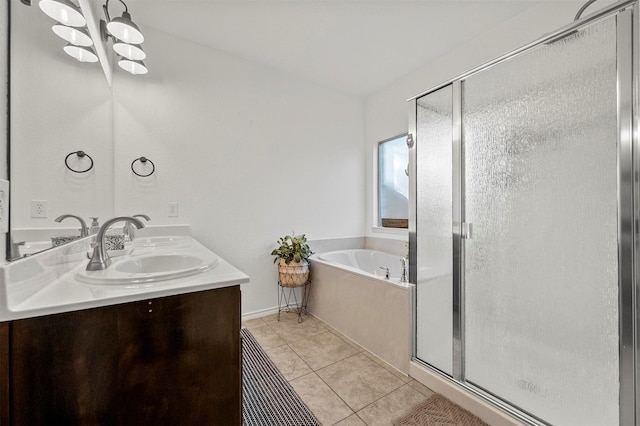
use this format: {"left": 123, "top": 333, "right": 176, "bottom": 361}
{"left": 10, "top": 3, "right": 113, "bottom": 230}
{"left": 364, "top": 2, "right": 605, "bottom": 240}
{"left": 0, "top": 0, "right": 8, "bottom": 260}
{"left": 112, "top": 27, "right": 366, "bottom": 316}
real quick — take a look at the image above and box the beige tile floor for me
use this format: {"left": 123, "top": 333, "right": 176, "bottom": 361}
{"left": 242, "top": 311, "right": 436, "bottom": 426}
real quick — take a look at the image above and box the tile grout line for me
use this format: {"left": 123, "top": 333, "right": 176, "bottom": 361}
{"left": 268, "top": 321, "right": 361, "bottom": 425}
{"left": 247, "top": 313, "right": 432, "bottom": 426}
{"left": 311, "top": 368, "right": 358, "bottom": 425}
{"left": 295, "top": 343, "right": 417, "bottom": 425}
{"left": 351, "top": 381, "right": 418, "bottom": 422}
{"left": 279, "top": 338, "right": 359, "bottom": 424}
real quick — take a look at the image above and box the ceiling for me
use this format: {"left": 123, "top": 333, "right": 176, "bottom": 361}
{"left": 127, "top": 0, "right": 590, "bottom": 97}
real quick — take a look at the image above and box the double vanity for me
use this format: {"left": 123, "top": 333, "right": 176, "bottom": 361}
{"left": 0, "top": 222, "right": 249, "bottom": 425}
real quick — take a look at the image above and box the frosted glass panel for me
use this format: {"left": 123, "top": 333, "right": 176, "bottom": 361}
{"left": 463, "top": 17, "right": 618, "bottom": 425}
{"left": 416, "top": 86, "right": 453, "bottom": 375}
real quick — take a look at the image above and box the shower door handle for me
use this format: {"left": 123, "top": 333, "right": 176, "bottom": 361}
{"left": 461, "top": 222, "right": 472, "bottom": 239}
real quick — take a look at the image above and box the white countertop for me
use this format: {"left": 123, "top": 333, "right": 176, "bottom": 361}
{"left": 0, "top": 234, "right": 249, "bottom": 322}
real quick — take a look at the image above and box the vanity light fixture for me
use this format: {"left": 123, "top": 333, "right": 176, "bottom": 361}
{"left": 102, "top": 0, "right": 148, "bottom": 75}
{"left": 113, "top": 41, "right": 146, "bottom": 60}
{"left": 38, "top": 0, "right": 86, "bottom": 27}
{"left": 63, "top": 44, "right": 99, "bottom": 63}
{"left": 103, "top": 0, "right": 144, "bottom": 44}
{"left": 52, "top": 24, "right": 93, "bottom": 47}
{"left": 118, "top": 58, "right": 148, "bottom": 75}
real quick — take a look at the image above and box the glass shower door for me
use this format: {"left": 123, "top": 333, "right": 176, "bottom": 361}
{"left": 415, "top": 86, "right": 453, "bottom": 375}
{"left": 462, "top": 16, "right": 619, "bottom": 425}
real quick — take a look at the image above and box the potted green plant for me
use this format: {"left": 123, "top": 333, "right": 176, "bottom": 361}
{"left": 271, "top": 233, "right": 313, "bottom": 286}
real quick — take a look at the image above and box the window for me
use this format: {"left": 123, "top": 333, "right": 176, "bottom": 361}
{"left": 378, "top": 134, "right": 408, "bottom": 228}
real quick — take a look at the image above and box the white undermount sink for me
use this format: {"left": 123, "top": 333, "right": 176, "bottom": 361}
{"left": 75, "top": 252, "right": 218, "bottom": 286}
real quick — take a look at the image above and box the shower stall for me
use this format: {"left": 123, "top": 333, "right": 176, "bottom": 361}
{"left": 408, "top": 1, "right": 638, "bottom": 425}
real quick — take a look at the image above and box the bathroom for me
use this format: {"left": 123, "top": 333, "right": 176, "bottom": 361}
{"left": 0, "top": 0, "right": 637, "bottom": 425}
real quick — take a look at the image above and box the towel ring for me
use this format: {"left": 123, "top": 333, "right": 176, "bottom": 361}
{"left": 65, "top": 150, "right": 94, "bottom": 173}
{"left": 131, "top": 156, "right": 155, "bottom": 177}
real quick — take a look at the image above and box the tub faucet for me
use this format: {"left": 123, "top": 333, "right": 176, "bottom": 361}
{"left": 55, "top": 214, "right": 88, "bottom": 237}
{"left": 400, "top": 258, "right": 408, "bottom": 283}
{"left": 8, "top": 237, "right": 25, "bottom": 260}
{"left": 87, "top": 216, "right": 145, "bottom": 271}
{"left": 379, "top": 266, "right": 390, "bottom": 280}
{"left": 123, "top": 214, "right": 150, "bottom": 241}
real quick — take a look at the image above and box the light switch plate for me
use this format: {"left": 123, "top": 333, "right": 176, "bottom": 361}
{"left": 0, "top": 180, "right": 9, "bottom": 233}
{"left": 168, "top": 202, "right": 179, "bottom": 217}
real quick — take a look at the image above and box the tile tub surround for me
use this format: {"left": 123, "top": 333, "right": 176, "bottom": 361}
{"left": 307, "top": 237, "right": 365, "bottom": 255}
{"left": 242, "top": 312, "right": 434, "bottom": 426}
{"left": 307, "top": 236, "right": 407, "bottom": 257}
{"left": 365, "top": 237, "right": 408, "bottom": 257}
{"left": 307, "top": 256, "right": 411, "bottom": 374}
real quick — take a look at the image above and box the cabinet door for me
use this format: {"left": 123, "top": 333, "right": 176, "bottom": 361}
{"left": 9, "top": 286, "right": 241, "bottom": 425}
{"left": 11, "top": 302, "right": 120, "bottom": 425}
{"left": 113, "top": 287, "right": 241, "bottom": 425}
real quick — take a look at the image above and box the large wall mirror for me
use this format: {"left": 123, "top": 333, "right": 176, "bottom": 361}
{"left": 9, "top": 0, "right": 113, "bottom": 259}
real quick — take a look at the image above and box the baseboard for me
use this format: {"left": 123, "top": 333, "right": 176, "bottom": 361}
{"left": 242, "top": 306, "right": 279, "bottom": 321}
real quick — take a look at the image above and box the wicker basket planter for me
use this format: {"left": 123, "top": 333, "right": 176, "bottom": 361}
{"left": 278, "top": 259, "right": 309, "bottom": 287}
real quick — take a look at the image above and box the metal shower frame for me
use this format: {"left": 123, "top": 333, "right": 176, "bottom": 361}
{"left": 407, "top": 1, "right": 638, "bottom": 424}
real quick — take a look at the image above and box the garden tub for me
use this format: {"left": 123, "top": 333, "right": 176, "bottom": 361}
{"left": 308, "top": 249, "right": 412, "bottom": 374}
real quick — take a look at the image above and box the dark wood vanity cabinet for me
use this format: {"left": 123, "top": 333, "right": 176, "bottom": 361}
{"left": 0, "top": 285, "right": 241, "bottom": 426}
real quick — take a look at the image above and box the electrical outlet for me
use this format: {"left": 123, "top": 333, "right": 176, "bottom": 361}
{"left": 31, "top": 200, "right": 48, "bottom": 218}
{"left": 168, "top": 202, "right": 179, "bottom": 217}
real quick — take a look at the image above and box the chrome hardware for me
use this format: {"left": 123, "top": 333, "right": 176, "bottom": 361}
{"left": 400, "top": 258, "right": 408, "bottom": 283}
{"left": 406, "top": 134, "right": 415, "bottom": 148}
{"left": 461, "top": 222, "right": 472, "bottom": 240}
{"left": 123, "top": 214, "right": 150, "bottom": 241}
{"left": 55, "top": 214, "right": 88, "bottom": 237}
{"left": 8, "top": 237, "right": 25, "bottom": 260}
{"left": 379, "top": 266, "right": 390, "bottom": 280}
{"left": 64, "top": 150, "right": 94, "bottom": 174}
{"left": 86, "top": 216, "right": 145, "bottom": 271}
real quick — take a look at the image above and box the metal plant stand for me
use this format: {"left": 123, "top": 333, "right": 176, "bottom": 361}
{"left": 277, "top": 280, "right": 310, "bottom": 323}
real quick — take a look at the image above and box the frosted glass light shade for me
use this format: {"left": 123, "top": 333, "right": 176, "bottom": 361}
{"left": 118, "top": 58, "right": 148, "bottom": 75}
{"left": 113, "top": 42, "right": 146, "bottom": 60}
{"left": 52, "top": 24, "right": 93, "bottom": 46}
{"left": 107, "top": 12, "right": 144, "bottom": 44}
{"left": 39, "top": 0, "right": 86, "bottom": 27}
{"left": 63, "top": 44, "right": 98, "bottom": 63}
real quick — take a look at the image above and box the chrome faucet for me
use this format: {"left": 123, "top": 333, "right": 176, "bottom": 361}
{"left": 8, "top": 236, "right": 25, "bottom": 260}
{"left": 123, "top": 214, "right": 150, "bottom": 241}
{"left": 400, "top": 258, "right": 408, "bottom": 283}
{"left": 86, "top": 216, "right": 145, "bottom": 271}
{"left": 55, "top": 214, "right": 88, "bottom": 237}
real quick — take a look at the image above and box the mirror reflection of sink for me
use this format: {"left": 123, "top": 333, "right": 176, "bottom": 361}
{"left": 133, "top": 236, "right": 190, "bottom": 248}
{"left": 19, "top": 241, "right": 53, "bottom": 257}
{"left": 75, "top": 253, "right": 217, "bottom": 286}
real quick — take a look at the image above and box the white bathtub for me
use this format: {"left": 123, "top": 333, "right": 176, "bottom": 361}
{"left": 309, "top": 249, "right": 412, "bottom": 374}
{"left": 316, "top": 249, "right": 406, "bottom": 283}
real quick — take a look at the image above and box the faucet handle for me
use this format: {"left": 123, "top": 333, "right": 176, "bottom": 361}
{"left": 86, "top": 216, "right": 146, "bottom": 271}
{"left": 378, "top": 266, "right": 390, "bottom": 280}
